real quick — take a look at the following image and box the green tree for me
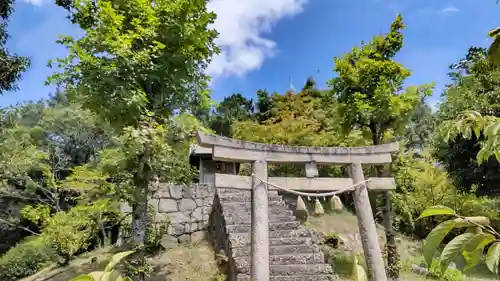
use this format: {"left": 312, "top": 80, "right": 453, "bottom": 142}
{"left": 439, "top": 111, "right": 500, "bottom": 165}
{"left": 234, "top": 90, "right": 368, "bottom": 148}
{"left": 255, "top": 89, "right": 276, "bottom": 122}
{"left": 0, "top": 0, "right": 30, "bottom": 94}
{"left": 436, "top": 47, "right": 500, "bottom": 196}
{"left": 233, "top": 89, "right": 369, "bottom": 178}
{"left": 329, "top": 14, "right": 432, "bottom": 278}
{"left": 209, "top": 93, "right": 254, "bottom": 137}
{"left": 48, "top": 0, "right": 218, "bottom": 279}
{"left": 390, "top": 150, "right": 458, "bottom": 238}
{"left": 401, "top": 98, "right": 437, "bottom": 151}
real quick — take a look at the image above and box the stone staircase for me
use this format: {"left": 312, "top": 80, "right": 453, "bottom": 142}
{"left": 210, "top": 187, "right": 335, "bottom": 281}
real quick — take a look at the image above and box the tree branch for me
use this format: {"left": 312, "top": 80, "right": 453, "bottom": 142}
{"left": 0, "top": 217, "right": 40, "bottom": 236}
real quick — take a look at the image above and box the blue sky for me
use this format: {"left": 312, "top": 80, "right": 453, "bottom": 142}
{"left": 2, "top": 0, "right": 499, "bottom": 108}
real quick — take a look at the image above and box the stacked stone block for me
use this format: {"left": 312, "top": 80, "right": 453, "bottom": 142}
{"left": 120, "top": 183, "right": 214, "bottom": 244}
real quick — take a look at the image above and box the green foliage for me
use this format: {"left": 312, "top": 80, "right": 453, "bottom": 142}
{"left": 329, "top": 14, "right": 431, "bottom": 145}
{"left": 436, "top": 47, "right": 500, "bottom": 195}
{"left": 49, "top": 0, "right": 219, "bottom": 129}
{"left": 390, "top": 150, "right": 457, "bottom": 236}
{"left": 439, "top": 111, "right": 500, "bottom": 164}
{"left": 21, "top": 204, "right": 51, "bottom": 225}
{"left": 329, "top": 16, "right": 432, "bottom": 278}
{"left": 402, "top": 98, "right": 437, "bottom": 150}
{"left": 96, "top": 118, "right": 198, "bottom": 200}
{"left": 208, "top": 93, "right": 254, "bottom": 137}
{"left": 0, "top": 0, "right": 30, "bottom": 94}
{"left": 70, "top": 251, "right": 134, "bottom": 281}
{"left": 0, "top": 237, "right": 56, "bottom": 281}
{"left": 145, "top": 204, "right": 170, "bottom": 251}
{"left": 417, "top": 206, "right": 456, "bottom": 220}
{"left": 419, "top": 206, "right": 500, "bottom": 275}
{"left": 41, "top": 199, "right": 119, "bottom": 264}
{"left": 233, "top": 90, "right": 369, "bottom": 148}
{"left": 427, "top": 258, "right": 465, "bottom": 281}
{"left": 48, "top": 1, "right": 218, "bottom": 268}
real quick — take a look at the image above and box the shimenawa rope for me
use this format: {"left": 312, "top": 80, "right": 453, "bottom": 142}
{"left": 250, "top": 173, "right": 371, "bottom": 197}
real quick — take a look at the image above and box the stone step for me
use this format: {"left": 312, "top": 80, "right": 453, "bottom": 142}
{"left": 226, "top": 221, "right": 301, "bottom": 233}
{"left": 224, "top": 208, "right": 294, "bottom": 218}
{"left": 232, "top": 244, "right": 322, "bottom": 258}
{"left": 237, "top": 274, "right": 336, "bottom": 281}
{"left": 221, "top": 204, "right": 288, "bottom": 215}
{"left": 224, "top": 209, "right": 295, "bottom": 219}
{"left": 216, "top": 189, "right": 279, "bottom": 195}
{"left": 218, "top": 194, "right": 283, "bottom": 202}
{"left": 217, "top": 189, "right": 279, "bottom": 196}
{"left": 236, "top": 264, "right": 333, "bottom": 276}
{"left": 221, "top": 200, "right": 286, "bottom": 208}
{"left": 224, "top": 215, "right": 296, "bottom": 225}
{"left": 228, "top": 228, "right": 312, "bottom": 246}
{"left": 230, "top": 236, "right": 313, "bottom": 248}
{"left": 234, "top": 253, "right": 325, "bottom": 266}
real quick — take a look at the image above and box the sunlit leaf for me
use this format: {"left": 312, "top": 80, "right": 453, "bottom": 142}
{"left": 463, "top": 250, "right": 482, "bottom": 272}
{"left": 423, "top": 220, "right": 456, "bottom": 267}
{"left": 463, "top": 233, "right": 495, "bottom": 271}
{"left": 88, "top": 271, "right": 105, "bottom": 281}
{"left": 488, "top": 27, "right": 500, "bottom": 38}
{"left": 440, "top": 233, "right": 475, "bottom": 271}
{"left": 464, "top": 233, "right": 495, "bottom": 252}
{"left": 417, "top": 206, "right": 456, "bottom": 220}
{"left": 352, "top": 255, "right": 368, "bottom": 281}
{"left": 486, "top": 242, "right": 500, "bottom": 274}
{"left": 484, "top": 123, "right": 500, "bottom": 139}
{"left": 105, "top": 251, "right": 135, "bottom": 272}
{"left": 70, "top": 275, "right": 94, "bottom": 281}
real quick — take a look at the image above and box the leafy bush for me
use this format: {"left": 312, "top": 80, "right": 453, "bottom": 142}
{"left": 428, "top": 260, "right": 464, "bottom": 281}
{"left": 419, "top": 205, "right": 499, "bottom": 276}
{"left": 391, "top": 151, "right": 459, "bottom": 237}
{"left": 0, "top": 237, "right": 56, "bottom": 281}
{"left": 391, "top": 150, "right": 500, "bottom": 239}
{"left": 42, "top": 199, "right": 118, "bottom": 265}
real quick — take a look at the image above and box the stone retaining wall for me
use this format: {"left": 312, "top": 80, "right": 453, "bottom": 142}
{"left": 120, "top": 183, "right": 215, "bottom": 245}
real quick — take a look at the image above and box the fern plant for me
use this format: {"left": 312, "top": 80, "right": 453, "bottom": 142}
{"left": 418, "top": 205, "right": 500, "bottom": 274}
{"left": 69, "top": 251, "right": 135, "bottom": 281}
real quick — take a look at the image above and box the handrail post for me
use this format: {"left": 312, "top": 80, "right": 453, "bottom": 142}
{"left": 349, "top": 162, "right": 388, "bottom": 281}
{"left": 251, "top": 160, "right": 269, "bottom": 281}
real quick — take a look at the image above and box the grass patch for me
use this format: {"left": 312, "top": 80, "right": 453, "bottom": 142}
{"left": 150, "top": 241, "right": 225, "bottom": 281}
{"left": 19, "top": 247, "right": 113, "bottom": 281}
{"left": 19, "top": 242, "right": 225, "bottom": 281}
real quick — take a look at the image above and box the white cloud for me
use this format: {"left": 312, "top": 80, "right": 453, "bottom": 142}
{"left": 207, "top": 0, "right": 308, "bottom": 80}
{"left": 19, "top": 0, "right": 308, "bottom": 81}
{"left": 440, "top": 5, "right": 459, "bottom": 13}
{"left": 21, "top": 0, "right": 46, "bottom": 6}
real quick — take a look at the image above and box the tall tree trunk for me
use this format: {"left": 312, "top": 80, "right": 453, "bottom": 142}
{"left": 383, "top": 190, "right": 400, "bottom": 279}
{"left": 371, "top": 123, "right": 400, "bottom": 280}
{"left": 131, "top": 179, "right": 148, "bottom": 281}
{"left": 131, "top": 151, "right": 151, "bottom": 281}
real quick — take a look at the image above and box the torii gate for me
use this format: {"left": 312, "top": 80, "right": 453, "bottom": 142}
{"left": 197, "top": 132, "right": 399, "bottom": 281}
